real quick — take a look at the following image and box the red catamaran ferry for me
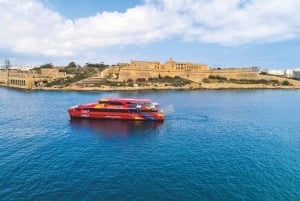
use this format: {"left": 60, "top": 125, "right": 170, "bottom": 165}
{"left": 68, "top": 98, "right": 164, "bottom": 121}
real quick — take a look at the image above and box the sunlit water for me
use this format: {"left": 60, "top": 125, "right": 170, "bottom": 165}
{"left": 0, "top": 87, "right": 299, "bottom": 200}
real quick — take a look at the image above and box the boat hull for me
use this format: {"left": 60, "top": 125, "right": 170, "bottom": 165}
{"left": 68, "top": 108, "right": 164, "bottom": 121}
{"left": 67, "top": 98, "right": 165, "bottom": 121}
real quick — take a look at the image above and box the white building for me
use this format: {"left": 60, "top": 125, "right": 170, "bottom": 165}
{"left": 267, "top": 68, "right": 300, "bottom": 79}
{"left": 285, "top": 69, "right": 294, "bottom": 78}
{"left": 293, "top": 69, "right": 300, "bottom": 79}
{"left": 267, "top": 69, "right": 285, "bottom": 76}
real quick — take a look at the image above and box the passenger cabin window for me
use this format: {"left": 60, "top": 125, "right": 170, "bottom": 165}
{"left": 89, "top": 108, "right": 129, "bottom": 113}
{"left": 107, "top": 101, "right": 124, "bottom": 106}
{"left": 130, "top": 102, "right": 151, "bottom": 107}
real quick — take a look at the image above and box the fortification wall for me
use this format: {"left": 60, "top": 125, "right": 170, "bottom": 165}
{"left": 0, "top": 70, "right": 8, "bottom": 84}
{"left": 206, "top": 68, "right": 259, "bottom": 79}
{"left": 118, "top": 60, "right": 259, "bottom": 82}
{"left": 35, "top": 68, "right": 67, "bottom": 79}
{"left": 7, "top": 70, "right": 33, "bottom": 89}
{"left": 118, "top": 67, "right": 259, "bottom": 82}
{"left": 0, "top": 69, "right": 46, "bottom": 89}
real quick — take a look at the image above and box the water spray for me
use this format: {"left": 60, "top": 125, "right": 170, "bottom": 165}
{"left": 162, "top": 105, "right": 174, "bottom": 115}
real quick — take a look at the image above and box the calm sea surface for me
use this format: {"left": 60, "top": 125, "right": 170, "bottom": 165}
{"left": 0, "top": 87, "right": 299, "bottom": 200}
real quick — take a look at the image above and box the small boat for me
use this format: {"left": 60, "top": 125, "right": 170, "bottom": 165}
{"left": 67, "top": 98, "right": 164, "bottom": 121}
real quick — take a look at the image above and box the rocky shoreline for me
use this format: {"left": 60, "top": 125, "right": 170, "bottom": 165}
{"left": 2, "top": 74, "right": 300, "bottom": 91}
{"left": 8, "top": 83, "right": 300, "bottom": 91}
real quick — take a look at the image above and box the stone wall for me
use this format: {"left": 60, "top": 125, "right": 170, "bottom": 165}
{"left": 0, "top": 70, "right": 8, "bottom": 84}
{"left": 40, "top": 68, "right": 66, "bottom": 78}
{"left": 7, "top": 69, "right": 34, "bottom": 89}
{"left": 30, "top": 68, "right": 67, "bottom": 79}
{"left": 2, "top": 68, "right": 69, "bottom": 90}
{"left": 118, "top": 60, "right": 259, "bottom": 82}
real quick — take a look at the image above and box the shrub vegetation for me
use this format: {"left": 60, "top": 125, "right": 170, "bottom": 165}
{"left": 148, "top": 76, "right": 191, "bottom": 87}
{"left": 46, "top": 67, "right": 97, "bottom": 87}
{"left": 203, "top": 75, "right": 291, "bottom": 86}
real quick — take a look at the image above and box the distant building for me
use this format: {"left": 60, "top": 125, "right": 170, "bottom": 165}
{"left": 267, "top": 69, "right": 285, "bottom": 76}
{"left": 4, "top": 59, "right": 11, "bottom": 69}
{"left": 294, "top": 69, "right": 300, "bottom": 79}
{"left": 285, "top": 69, "right": 294, "bottom": 78}
{"left": 267, "top": 68, "right": 300, "bottom": 79}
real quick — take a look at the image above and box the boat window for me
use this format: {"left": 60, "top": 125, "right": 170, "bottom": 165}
{"left": 131, "top": 102, "right": 151, "bottom": 106}
{"left": 87, "top": 108, "right": 158, "bottom": 113}
{"left": 142, "top": 103, "right": 151, "bottom": 106}
{"left": 89, "top": 108, "right": 129, "bottom": 113}
{"left": 107, "top": 101, "right": 124, "bottom": 106}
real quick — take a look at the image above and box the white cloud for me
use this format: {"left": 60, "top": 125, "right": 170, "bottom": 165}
{"left": 1, "top": 0, "right": 300, "bottom": 59}
{"left": 155, "top": 0, "right": 300, "bottom": 45}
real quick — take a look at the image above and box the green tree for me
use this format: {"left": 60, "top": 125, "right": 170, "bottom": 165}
{"left": 282, "top": 80, "right": 290, "bottom": 86}
{"left": 67, "top": 61, "right": 77, "bottom": 68}
{"left": 40, "top": 63, "right": 53, "bottom": 68}
{"left": 85, "top": 62, "right": 108, "bottom": 69}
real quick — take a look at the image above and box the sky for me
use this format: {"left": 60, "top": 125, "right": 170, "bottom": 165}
{"left": 1, "top": 0, "right": 300, "bottom": 69}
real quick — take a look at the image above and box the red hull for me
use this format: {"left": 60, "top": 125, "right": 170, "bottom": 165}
{"left": 67, "top": 98, "right": 164, "bottom": 121}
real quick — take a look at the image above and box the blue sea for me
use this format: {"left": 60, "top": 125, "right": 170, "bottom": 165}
{"left": 0, "top": 87, "right": 299, "bottom": 200}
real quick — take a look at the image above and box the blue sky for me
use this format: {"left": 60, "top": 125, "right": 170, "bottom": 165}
{"left": 1, "top": 0, "right": 300, "bottom": 69}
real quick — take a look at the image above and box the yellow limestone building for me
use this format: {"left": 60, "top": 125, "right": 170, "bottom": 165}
{"left": 118, "top": 59, "right": 259, "bottom": 82}
{"left": 1, "top": 68, "right": 68, "bottom": 90}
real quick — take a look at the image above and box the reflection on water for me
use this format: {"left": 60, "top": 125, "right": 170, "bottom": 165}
{"left": 69, "top": 119, "right": 164, "bottom": 138}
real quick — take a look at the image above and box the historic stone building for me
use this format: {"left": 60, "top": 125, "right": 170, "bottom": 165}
{"left": 117, "top": 59, "right": 259, "bottom": 82}
{"left": 5, "top": 69, "right": 33, "bottom": 89}
{"left": 0, "top": 68, "right": 69, "bottom": 89}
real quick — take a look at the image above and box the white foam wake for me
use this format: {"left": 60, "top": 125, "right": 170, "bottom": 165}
{"left": 162, "top": 105, "right": 174, "bottom": 115}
